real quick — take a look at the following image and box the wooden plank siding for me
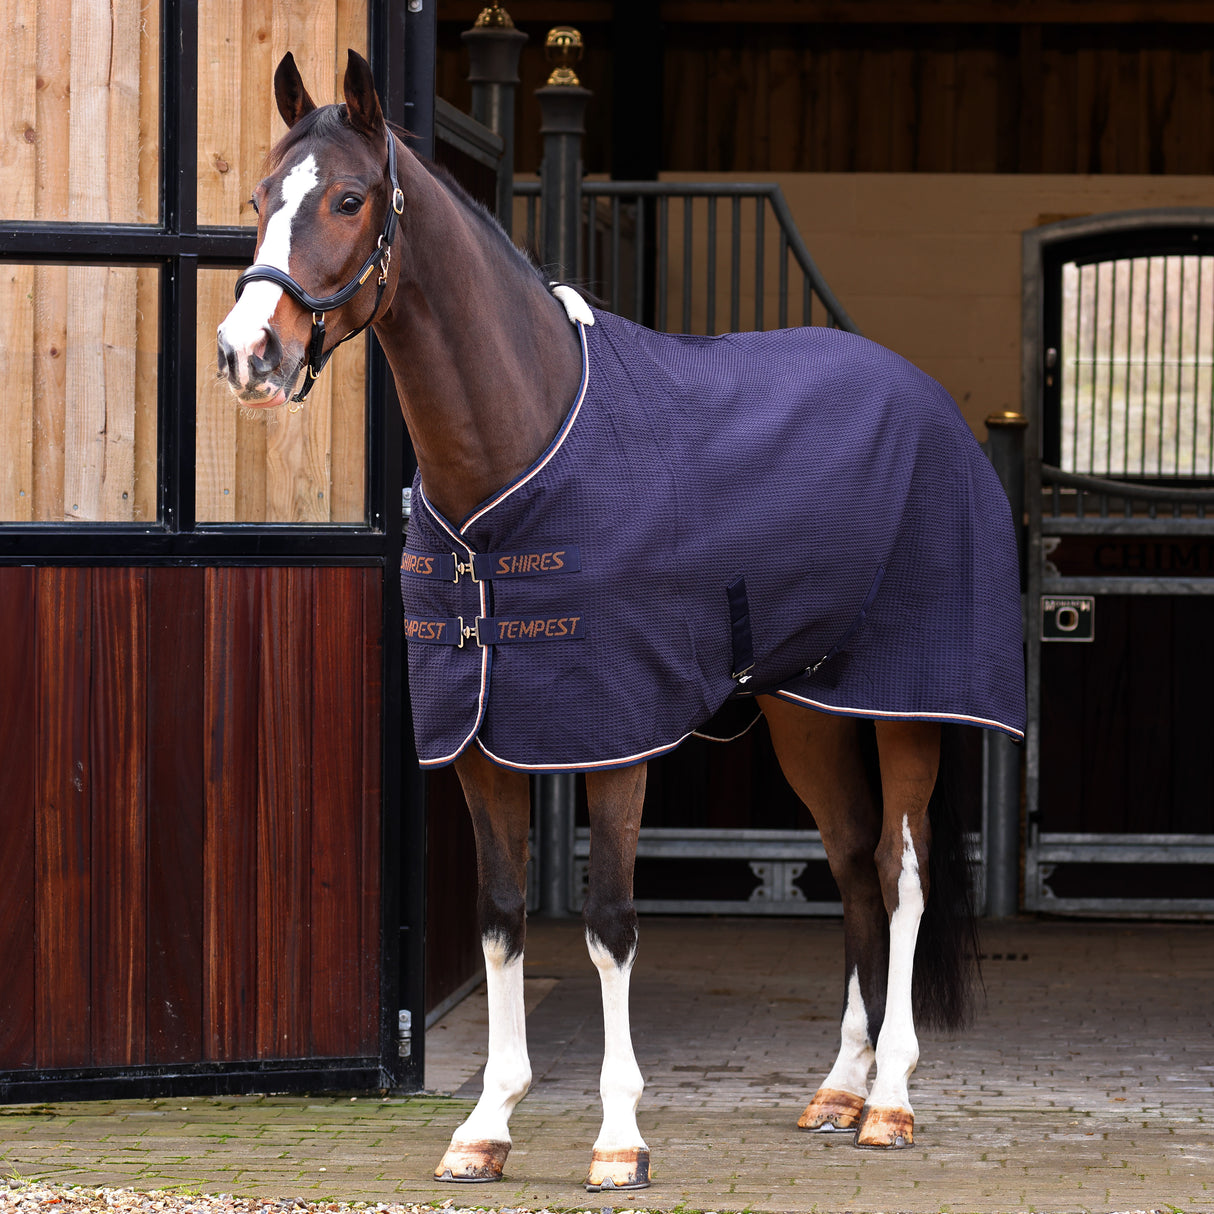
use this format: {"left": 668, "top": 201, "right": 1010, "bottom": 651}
{"left": 1, "top": 0, "right": 367, "bottom": 525}
{"left": 0, "top": 567, "right": 37, "bottom": 1070}
{"left": 0, "top": 566, "right": 382, "bottom": 1074}
{"left": 437, "top": 13, "right": 1214, "bottom": 177}
{"left": 146, "top": 569, "right": 207, "bottom": 1064}
{"left": 192, "top": 0, "right": 368, "bottom": 526}
{"left": 660, "top": 23, "right": 1214, "bottom": 175}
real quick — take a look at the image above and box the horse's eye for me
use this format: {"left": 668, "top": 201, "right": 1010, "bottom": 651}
{"left": 248, "top": 197, "right": 259, "bottom": 215}
{"left": 338, "top": 195, "right": 363, "bottom": 215}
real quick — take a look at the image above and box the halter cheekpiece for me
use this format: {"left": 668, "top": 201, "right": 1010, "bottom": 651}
{"left": 233, "top": 129, "right": 404, "bottom": 402}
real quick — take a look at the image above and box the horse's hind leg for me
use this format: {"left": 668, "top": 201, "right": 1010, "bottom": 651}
{"left": 582, "top": 762, "right": 651, "bottom": 1192}
{"left": 854, "top": 718, "right": 940, "bottom": 1149}
{"left": 435, "top": 748, "right": 533, "bottom": 1183}
{"left": 759, "top": 698, "right": 885, "bottom": 1134}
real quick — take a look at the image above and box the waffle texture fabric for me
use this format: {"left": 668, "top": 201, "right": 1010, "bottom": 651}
{"left": 402, "top": 306, "right": 1026, "bottom": 772}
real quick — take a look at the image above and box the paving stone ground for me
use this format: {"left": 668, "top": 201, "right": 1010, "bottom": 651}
{"left": 2, "top": 917, "right": 1212, "bottom": 1214}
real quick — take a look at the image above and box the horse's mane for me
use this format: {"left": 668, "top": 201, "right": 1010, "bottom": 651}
{"left": 415, "top": 151, "right": 549, "bottom": 289}
{"left": 266, "top": 106, "right": 549, "bottom": 290}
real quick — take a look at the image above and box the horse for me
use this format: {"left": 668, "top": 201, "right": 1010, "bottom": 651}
{"left": 216, "top": 50, "right": 1026, "bottom": 1192}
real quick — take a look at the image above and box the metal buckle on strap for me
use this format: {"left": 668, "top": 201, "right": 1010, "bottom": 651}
{"left": 453, "top": 555, "right": 479, "bottom": 585}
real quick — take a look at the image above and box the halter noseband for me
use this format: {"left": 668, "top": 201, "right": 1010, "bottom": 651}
{"left": 233, "top": 130, "right": 404, "bottom": 402}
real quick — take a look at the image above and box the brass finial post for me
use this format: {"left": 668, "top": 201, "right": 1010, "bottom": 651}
{"left": 462, "top": 3, "right": 527, "bottom": 232}
{"left": 982, "top": 408, "right": 1027, "bottom": 919}
{"left": 536, "top": 25, "right": 591, "bottom": 287}
{"left": 544, "top": 25, "right": 584, "bottom": 86}
{"left": 533, "top": 28, "right": 592, "bottom": 917}
{"left": 473, "top": 2, "right": 515, "bottom": 27}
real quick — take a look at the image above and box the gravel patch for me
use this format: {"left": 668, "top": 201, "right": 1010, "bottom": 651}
{"left": 0, "top": 1186, "right": 1181, "bottom": 1214}
{"left": 0, "top": 1183, "right": 646, "bottom": 1214}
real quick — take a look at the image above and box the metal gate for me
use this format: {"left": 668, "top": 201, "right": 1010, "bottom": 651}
{"left": 1023, "top": 209, "right": 1214, "bottom": 916}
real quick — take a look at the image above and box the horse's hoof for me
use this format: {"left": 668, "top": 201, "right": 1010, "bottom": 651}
{"left": 798, "top": 1087, "right": 866, "bottom": 1132}
{"left": 584, "top": 1148, "right": 651, "bottom": 1191}
{"left": 854, "top": 1106, "right": 914, "bottom": 1149}
{"left": 433, "top": 1140, "right": 510, "bottom": 1181}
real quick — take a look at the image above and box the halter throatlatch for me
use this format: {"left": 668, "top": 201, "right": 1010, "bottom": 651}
{"left": 233, "top": 130, "right": 404, "bottom": 402}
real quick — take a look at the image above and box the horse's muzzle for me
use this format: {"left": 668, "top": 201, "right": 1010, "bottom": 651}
{"left": 216, "top": 325, "right": 303, "bottom": 407}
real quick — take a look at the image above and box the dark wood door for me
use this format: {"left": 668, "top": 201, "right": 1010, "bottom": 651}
{"left": 0, "top": 566, "right": 383, "bottom": 1095}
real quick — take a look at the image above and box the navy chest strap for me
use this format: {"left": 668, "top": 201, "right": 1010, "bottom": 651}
{"left": 404, "top": 613, "right": 586, "bottom": 647}
{"left": 402, "top": 544, "right": 581, "bottom": 584}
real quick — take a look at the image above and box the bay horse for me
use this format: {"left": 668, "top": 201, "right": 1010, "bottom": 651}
{"left": 217, "top": 50, "right": 1025, "bottom": 1192}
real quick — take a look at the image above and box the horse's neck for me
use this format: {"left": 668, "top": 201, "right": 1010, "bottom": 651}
{"left": 376, "top": 171, "right": 583, "bottom": 525}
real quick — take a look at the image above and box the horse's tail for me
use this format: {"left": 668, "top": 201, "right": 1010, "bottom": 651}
{"left": 912, "top": 725, "right": 983, "bottom": 1032}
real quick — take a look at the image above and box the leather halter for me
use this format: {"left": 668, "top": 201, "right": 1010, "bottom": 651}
{"left": 233, "top": 130, "right": 404, "bottom": 402}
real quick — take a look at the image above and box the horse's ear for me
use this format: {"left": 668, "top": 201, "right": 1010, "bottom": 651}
{"left": 274, "top": 52, "right": 317, "bottom": 128}
{"left": 343, "top": 49, "right": 384, "bottom": 137}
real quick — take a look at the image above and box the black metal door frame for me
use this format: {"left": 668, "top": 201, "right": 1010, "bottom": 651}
{"left": 0, "top": 0, "right": 433, "bottom": 1095}
{"left": 1022, "top": 208, "right": 1214, "bottom": 917}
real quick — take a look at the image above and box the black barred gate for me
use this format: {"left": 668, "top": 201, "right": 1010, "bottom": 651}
{"left": 1023, "top": 210, "right": 1214, "bottom": 916}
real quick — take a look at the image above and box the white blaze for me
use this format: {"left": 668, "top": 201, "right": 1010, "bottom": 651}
{"left": 218, "top": 154, "right": 320, "bottom": 373}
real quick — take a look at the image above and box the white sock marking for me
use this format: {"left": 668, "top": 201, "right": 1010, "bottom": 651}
{"left": 587, "top": 933, "right": 647, "bottom": 1153}
{"left": 820, "top": 966, "right": 874, "bottom": 1097}
{"left": 218, "top": 154, "right": 320, "bottom": 382}
{"left": 449, "top": 933, "right": 531, "bottom": 1147}
{"left": 868, "top": 814, "right": 924, "bottom": 1113}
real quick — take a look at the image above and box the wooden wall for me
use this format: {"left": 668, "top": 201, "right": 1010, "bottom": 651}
{"left": 195, "top": 1, "right": 369, "bottom": 523}
{"left": 437, "top": 3, "right": 1214, "bottom": 178}
{"left": 0, "top": 266, "right": 160, "bottom": 523}
{"left": 196, "top": 0, "right": 368, "bottom": 228}
{"left": 0, "top": 565, "right": 382, "bottom": 1072}
{"left": 1, "top": 0, "right": 159, "bottom": 224}
{"left": 0, "top": 0, "right": 370, "bottom": 524}
{"left": 0, "top": 0, "right": 161, "bottom": 522}
{"left": 662, "top": 22, "right": 1214, "bottom": 175}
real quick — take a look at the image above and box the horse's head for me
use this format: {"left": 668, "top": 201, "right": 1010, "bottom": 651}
{"left": 216, "top": 50, "right": 402, "bottom": 407}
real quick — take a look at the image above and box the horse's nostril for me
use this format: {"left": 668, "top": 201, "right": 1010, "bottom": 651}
{"left": 248, "top": 327, "right": 283, "bottom": 379}
{"left": 217, "top": 334, "right": 238, "bottom": 380}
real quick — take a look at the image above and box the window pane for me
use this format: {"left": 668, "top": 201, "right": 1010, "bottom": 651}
{"left": 1060, "top": 256, "right": 1214, "bottom": 478}
{"left": 196, "top": 0, "right": 368, "bottom": 228}
{"left": 0, "top": 1, "right": 160, "bottom": 223}
{"left": 196, "top": 267, "right": 367, "bottom": 523}
{"left": 0, "top": 264, "right": 159, "bottom": 522}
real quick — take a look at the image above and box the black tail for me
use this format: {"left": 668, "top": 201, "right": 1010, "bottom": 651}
{"left": 912, "top": 725, "right": 983, "bottom": 1031}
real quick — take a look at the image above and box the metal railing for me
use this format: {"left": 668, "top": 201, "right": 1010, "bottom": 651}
{"left": 567, "top": 828, "right": 986, "bottom": 917}
{"left": 516, "top": 180, "right": 857, "bottom": 336}
{"left": 1041, "top": 465, "right": 1214, "bottom": 526}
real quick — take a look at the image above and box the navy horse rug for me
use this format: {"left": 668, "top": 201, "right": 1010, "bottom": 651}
{"left": 402, "top": 301, "right": 1026, "bottom": 772}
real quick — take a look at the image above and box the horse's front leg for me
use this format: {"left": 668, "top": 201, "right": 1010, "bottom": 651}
{"left": 582, "top": 762, "right": 650, "bottom": 1192}
{"left": 435, "top": 748, "right": 533, "bottom": 1183}
{"left": 855, "top": 719, "right": 940, "bottom": 1149}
